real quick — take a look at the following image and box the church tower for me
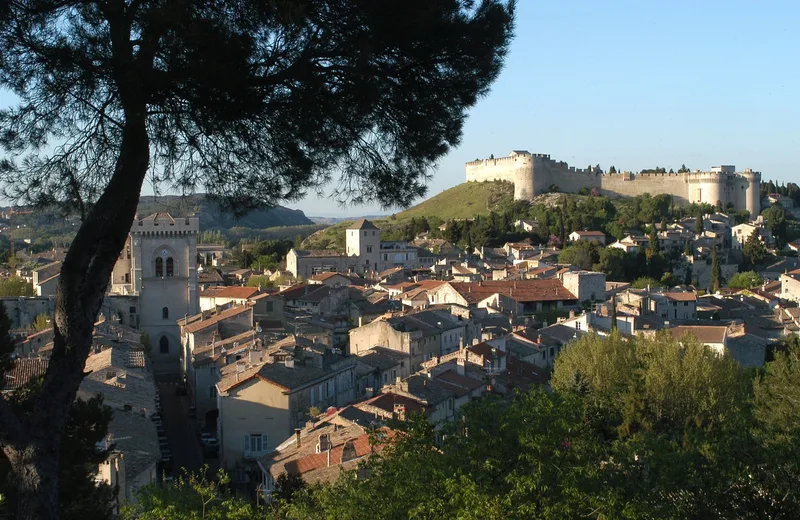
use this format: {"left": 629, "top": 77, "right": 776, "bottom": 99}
{"left": 113, "top": 212, "right": 199, "bottom": 375}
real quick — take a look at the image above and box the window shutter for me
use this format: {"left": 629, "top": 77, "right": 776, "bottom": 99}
{"left": 261, "top": 434, "right": 268, "bottom": 451}
{"left": 244, "top": 434, "right": 250, "bottom": 452}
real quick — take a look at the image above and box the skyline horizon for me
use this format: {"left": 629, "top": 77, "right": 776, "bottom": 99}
{"left": 2, "top": 1, "right": 799, "bottom": 217}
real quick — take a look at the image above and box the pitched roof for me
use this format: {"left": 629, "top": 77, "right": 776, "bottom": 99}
{"left": 663, "top": 291, "right": 698, "bottom": 302}
{"left": 444, "top": 279, "right": 577, "bottom": 304}
{"left": 670, "top": 325, "right": 727, "bottom": 344}
{"left": 347, "top": 219, "right": 379, "bottom": 230}
{"left": 182, "top": 303, "right": 253, "bottom": 333}
{"left": 203, "top": 286, "right": 260, "bottom": 299}
{"left": 2, "top": 358, "right": 49, "bottom": 391}
{"left": 310, "top": 272, "right": 350, "bottom": 282}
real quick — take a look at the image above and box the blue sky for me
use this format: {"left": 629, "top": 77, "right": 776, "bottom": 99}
{"left": 2, "top": 1, "right": 798, "bottom": 216}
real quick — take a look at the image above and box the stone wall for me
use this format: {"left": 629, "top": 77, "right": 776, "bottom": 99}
{"left": 465, "top": 151, "right": 760, "bottom": 213}
{"left": 601, "top": 173, "right": 690, "bottom": 203}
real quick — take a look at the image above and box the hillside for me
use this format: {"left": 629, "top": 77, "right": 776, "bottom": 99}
{"left": 137, "top": 195, "right": 313, "bottom": 230}
{"left": 301, "top": 181, "right": 515, "bottom": 250}
{"left": 394, "top": 181, "right": 514, "bottom": 220}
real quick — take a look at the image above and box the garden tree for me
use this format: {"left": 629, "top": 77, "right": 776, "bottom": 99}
{"left": 558, "top": 240, "right": 599, "bottom": 271}
{"left": 684, "top": 263, "right": 693, "bottom": 286}
{"left": 245, "top": 274, "right": 274, "bottom": 288}
{"left": 631, "top": 276, "right": 663, "bottom": 289}
{"left": 751, "top": 338, "right": 800, "bottom": 516}
{"left": 709, "top": 248, "right": 722, "bottom": 293}
{"left": 551, "top": 331, "right": 771, "bottom": 518}
{"left": 122, "top": 468, "right": 255, "bottom": 520}
{"left": 28, "top": 314, "right": 52, "bottom": 332}
{"left": 0, "top": 277, "right": 34, "bottom": 297}
{"left": 0, "top": 2, "right": 515, "bottom": 518}
{"left": 608, "top": 165, "right": 616, "bottom": 173}
{"left": 594, "top": 246, "right": 626, "bottom": 281}
{"left": 762, "top": 203, "right": 787, "bottom": 246}
{"left": 742, "top": 229, "right": 768, "bottom": 268}
{"left": 727, "top": 271, "right": 763, "bottom": 290}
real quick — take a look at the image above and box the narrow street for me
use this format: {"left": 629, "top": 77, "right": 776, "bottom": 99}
{"left": 157, "top": 381, "right": 205, "bottom": 476}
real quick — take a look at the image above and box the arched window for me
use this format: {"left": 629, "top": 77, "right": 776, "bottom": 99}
{"left": 162, "top": 307, "right": 169, "bottom": 319}
{"left": 159, "top": 336, "right": 169, "bottom": 354}
{"left": 166, "top": 257, "right": 174, "bottom": 277}
{"left": 155, "top": 257, "right": 163, "bottom": 277}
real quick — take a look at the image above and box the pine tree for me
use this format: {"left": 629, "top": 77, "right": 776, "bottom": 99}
{"left": 695, "top": 215, "right": 705, "bottom": 235}
{"left": 743, "top": 229, "right": 768, "bottom": 268}
{"left": 610, "top": 298, "right": 618, "bottom": 331}
{"left": 709, "top": 248, "right": 722, "bottom": 293}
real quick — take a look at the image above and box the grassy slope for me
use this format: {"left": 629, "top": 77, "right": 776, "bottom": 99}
{"left": 301, "top": 181, "right": 514, "bottom": 251}
{"left": 394, "top": 181, "right": 513, "bottom": 220}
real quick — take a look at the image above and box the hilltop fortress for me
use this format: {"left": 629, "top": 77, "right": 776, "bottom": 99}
{"left": 466, "top": 151, "right": 761, "bottom": 216}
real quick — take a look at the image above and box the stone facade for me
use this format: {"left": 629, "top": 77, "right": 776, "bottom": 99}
{"left": 109, "top": 213, "right": 200, "bottom": 375}
{"left": 466, "top": 151, "right": 761, "bottom": 216}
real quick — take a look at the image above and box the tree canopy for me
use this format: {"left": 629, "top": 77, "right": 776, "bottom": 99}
{"left": 131, "top": 332, "right": 800, "bottom": 519}
{"left": 0, "top": 2, "right": 516, "bottom": 518}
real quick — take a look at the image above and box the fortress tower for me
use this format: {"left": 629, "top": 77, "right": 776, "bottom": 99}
{"left": 465, "top": 152, "right": 761, "bottom": 215}
{"left": 741, "top": 169, "right": 762, "bottom": 218}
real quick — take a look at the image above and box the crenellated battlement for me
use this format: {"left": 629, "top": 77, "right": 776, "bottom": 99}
{"left": 466, "top": 152, "right": 762, "bottom": 215}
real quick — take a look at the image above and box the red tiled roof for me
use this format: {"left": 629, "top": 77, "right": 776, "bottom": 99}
{"left": 310, "top": 272, "right": 349, "bottom": 282}
{"left": 469, "top": 341, "right": 507, "bottom": 361}
{"left": 573, "top": 230, "right": 605, "bottom": 236}
{"left": 182, "top": 304, "right": 253, "bottom": 333}
{"left": 3, "top": 359, "right": 49, "bottom": 391}
{"left": 663, "top": 292, "right": 697, "bottom": 302}
{"left": 285, "top": 433, "right": 372, "bottom": 476}
{"left": 355, "top": 392, "right": 428, "bottom": 416}
{"left": 446, "top": 279, "right": 577, "bottom": 304}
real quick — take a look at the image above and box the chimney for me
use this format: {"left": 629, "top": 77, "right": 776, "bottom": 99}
{"left": 295, "top": 428, "right": 301, "bottom": 448}
{"left": 327, "top": 443, "right": 332, "bottom": 467}
{"left": 394, "top": 403, "right": 406, "bottom": 421}
{"left": 456, "top": 355, "right": 466, "bottom": 376}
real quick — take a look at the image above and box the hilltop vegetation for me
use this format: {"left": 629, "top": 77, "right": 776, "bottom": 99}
{"left": 137, "top": 195, "right": 313, "bottom": 230}
{"left": 394, "top": 181, "right": 514, "bottom": 221}
{"left": 301, "top": 181, "right": 515, "bottom": 250}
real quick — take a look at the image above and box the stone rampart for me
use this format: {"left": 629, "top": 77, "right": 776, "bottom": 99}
{"left": 465, "top": 151, "right": 760, "bottom": 213}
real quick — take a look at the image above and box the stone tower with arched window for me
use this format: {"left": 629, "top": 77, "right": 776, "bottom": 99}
{"left": 109, "top": 212, "right": 199, "bottom": 375}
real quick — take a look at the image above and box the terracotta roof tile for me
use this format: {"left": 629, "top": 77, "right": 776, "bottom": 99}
{"left": 2, "top": 358, "right": 49, "bottom": 391}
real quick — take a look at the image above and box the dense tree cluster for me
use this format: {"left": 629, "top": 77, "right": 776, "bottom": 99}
{"left": 128, "top": 332, "right": 800, "bottom": 519}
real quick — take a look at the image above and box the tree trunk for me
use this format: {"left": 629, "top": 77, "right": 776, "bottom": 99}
{"left": 3, "top": 112, "right": 150, "bottom": 520}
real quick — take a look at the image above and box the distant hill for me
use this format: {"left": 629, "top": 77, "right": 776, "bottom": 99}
{"left": 393, "top": 181, "right": 514, "bottom": 220}
{"left": 137, "top": 195, "right": 313, "bottom": 230}
{"left": 301, "top": 181, "right": 515, "bottom": 250}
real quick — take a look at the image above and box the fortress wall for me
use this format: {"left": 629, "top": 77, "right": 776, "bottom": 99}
{"left": 465, "top": 153, "right": 759, "bottom": 212}
{"left": 533, "top": 158, "right": 600, "bottom": 196}
{"left": 466, "top": 155, "right": 526, "bottom": 183}
{"left": 601, "top": 173, "right": 690, "bottom": 204}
